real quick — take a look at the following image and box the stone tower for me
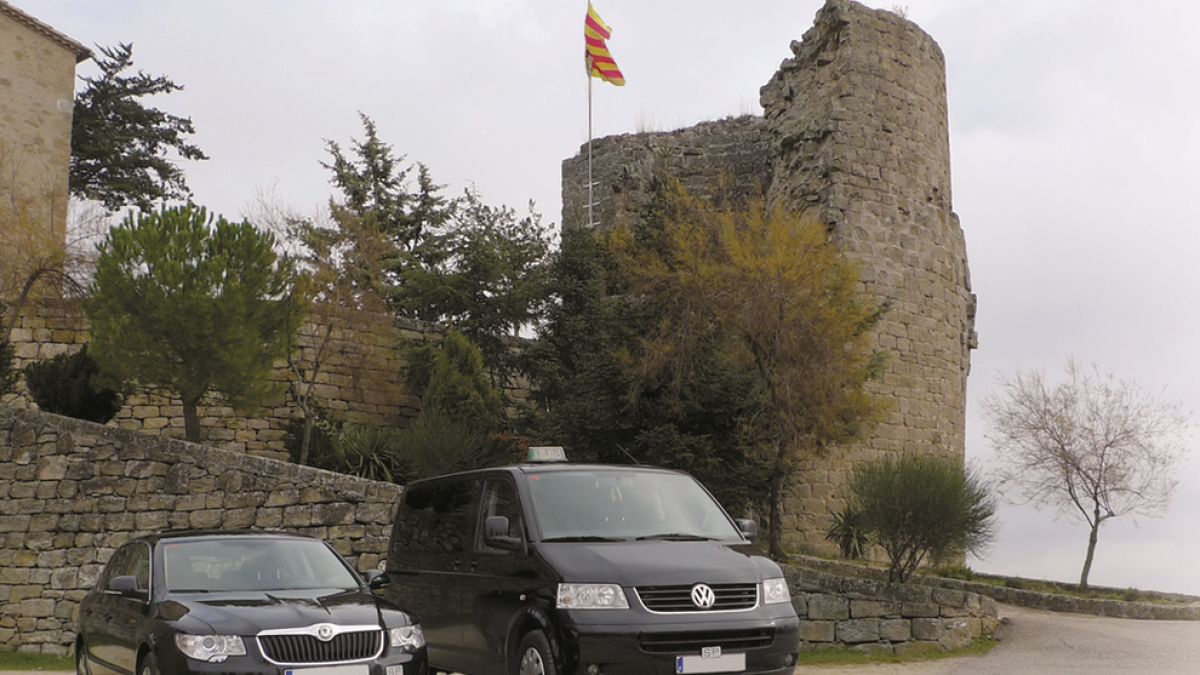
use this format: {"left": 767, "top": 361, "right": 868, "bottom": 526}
{"left": 561, "top": 0, "right": 976, "bottom": 550}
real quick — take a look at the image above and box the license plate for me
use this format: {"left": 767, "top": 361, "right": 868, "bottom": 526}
{"left": 675, "top": 652, "right": 746, "bottom": 674}
{"left": 285, "top": 666, "right": 370, "bottom": 675}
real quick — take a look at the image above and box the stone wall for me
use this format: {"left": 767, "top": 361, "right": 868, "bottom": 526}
{"left": 783, "top": 565, "right": 998, "bottom": 654}
{"left": 2, "top": 299, "right": 531, "bottom": 459}
{"left": 0, "top": 405, "right": 403, "bottom": 655}
{"left": 560, "top": 0, "right": 976, "bottom": 551}
{"left": 0, "top": 2, "right": 89, "bottom": 245}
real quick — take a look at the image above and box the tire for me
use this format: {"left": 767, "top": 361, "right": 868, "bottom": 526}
{"left": 516, "top": 630, "right": 558, "bottom": 675}
{"left": 140, "top": 653, "right": 160, "bottom": 675}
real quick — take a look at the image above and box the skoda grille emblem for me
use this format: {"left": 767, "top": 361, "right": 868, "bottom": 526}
{"left": 316, "top": 624, "right": 336, "bottom": 642}
{"left": 691, "top": 583, "right": 716, "bottom": 609}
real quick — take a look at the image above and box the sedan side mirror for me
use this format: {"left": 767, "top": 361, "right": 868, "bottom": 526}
{"left": 735, "top": 519, "right": 758, "bottom": 541}
{"left": 484, "top": 516, "right": 525, "bottom": 552}
{"left": 107, "top": 575, "right": 147, "bottom": 600}
{"left": 364, "top": 568, "right": 388, "bottom": 590}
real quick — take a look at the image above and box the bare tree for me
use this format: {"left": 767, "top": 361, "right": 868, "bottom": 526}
{"left": 983, "top": 359, "right": 1190, "bottom": 588}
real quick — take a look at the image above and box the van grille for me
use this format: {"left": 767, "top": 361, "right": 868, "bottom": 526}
{"left": 640, "top": 628, "right": 774, "bottom": 654}
{"left": 636, "top": 583, "right": 759, "bottom": 612}
{"left": 258, "top": 629, "right": 382, "bottom": 665}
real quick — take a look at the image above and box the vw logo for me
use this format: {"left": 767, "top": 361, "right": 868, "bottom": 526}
{"left": 691, "top": 583, "right": 716, "bottom": 609}
{"left": 315, "top": 624, "right": 336, "bottom": 642}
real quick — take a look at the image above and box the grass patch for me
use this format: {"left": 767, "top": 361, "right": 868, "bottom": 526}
{"left": 796, "top": 637, "right": 999, "bottom": 666}
{"left": 0, "top": 650, "right": 74, "bottom": 670}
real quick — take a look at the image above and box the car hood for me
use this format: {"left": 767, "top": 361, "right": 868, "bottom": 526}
{"left": 537, "top": 540, "right": 781, "bottom": 586}
{"left": 160, "top": 588, "right": 411, "bottom": 636}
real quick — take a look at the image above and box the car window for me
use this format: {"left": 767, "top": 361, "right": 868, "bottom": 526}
{"left": 394, "top": 479, "right": 477, "bottom": 553}
{"left": 163, "top": 538, "right": 359, "bottom": 592}
{"left": 526, "top": 470, "right": 741, "bottom": 540}
{"left": 475, "top": 478, "right": 523, "bottom": 554}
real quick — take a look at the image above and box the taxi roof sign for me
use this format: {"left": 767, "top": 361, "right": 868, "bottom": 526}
{"left": 526, "top": 446, "right": 568, "bottom": 463}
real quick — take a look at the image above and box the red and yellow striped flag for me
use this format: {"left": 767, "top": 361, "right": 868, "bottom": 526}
{"left": 585, "top": 3, "right": 625, "bottom": 86}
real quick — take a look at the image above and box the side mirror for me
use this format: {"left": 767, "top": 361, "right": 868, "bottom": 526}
{"left": 484, "top": 516, "right": 525, "bottom": 552}
{"left": 107, "top": 575, "right": 147, "bottom": 600}
{"left": 735, "top": 519, "right": 758, "bottom": 541}
{"left": 363, "top": 568, "right": 388, "bottom": 590}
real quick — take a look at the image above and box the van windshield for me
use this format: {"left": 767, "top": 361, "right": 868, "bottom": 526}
{"left": 526, "top": 470, "right": 742, "bottom": 541}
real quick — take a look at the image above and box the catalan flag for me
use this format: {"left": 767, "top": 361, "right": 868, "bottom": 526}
{"left": 585, "top": 3, "right": 625, "bottom": 86}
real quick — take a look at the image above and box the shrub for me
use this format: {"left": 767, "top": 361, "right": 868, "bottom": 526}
{"left": 848, "top": 455, "right": 998, "bottom": 583}
{"left": 330, "top": 423, "right": 404, "bottom": 482}
{"left": 22, "top": 345, "right": 123, "bottom": 423}
{"left": 825, "top": 506, "right": 871, "bottom": 560}
{"left": 391, "top": 410, "right": 495, "bottom": 481}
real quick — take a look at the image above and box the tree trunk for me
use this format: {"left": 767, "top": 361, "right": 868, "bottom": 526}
{"left": 298, "top": 413, "right": 315, "bottom": 465}
{"left": 1080, "top": 508, "right": 1101, "bottom": 589}
{"left": 768, "top": 468, "right": 787, "bottom": 559}
{"left": 183, "top": 400, "right": 201, "bottom": 443}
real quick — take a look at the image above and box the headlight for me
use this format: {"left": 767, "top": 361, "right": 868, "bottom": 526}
{"left": 175, "top": 634, "right": 246, "bottom": 662}
{"left": 762, "top": 577, "right": 790, "bottom": 605}
{"left": 556, "top": 583, "right": 629, "bottom": 609}
{"left": 389, "top": 624, "right": 425, "bottom": 651}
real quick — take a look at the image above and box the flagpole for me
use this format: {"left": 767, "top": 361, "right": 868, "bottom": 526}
{"left": 587, "top": 55, "right": 594, "bottom": 229}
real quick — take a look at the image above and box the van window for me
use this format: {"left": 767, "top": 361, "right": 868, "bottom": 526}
{"left": 526, "top": 470, "right": 741, "bottom": 541}
{"left": 395, "top": 480, "right": 477, "bottom": 553}
{"left": 476, "top": 479, "right": 523, "bottom": 553}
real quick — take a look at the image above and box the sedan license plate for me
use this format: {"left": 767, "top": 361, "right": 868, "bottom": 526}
{"left": 285, "top": 666, "right": 370, "bottom": 675}
{"left": 675, "top": 652, "right": 746, "bottom": 674}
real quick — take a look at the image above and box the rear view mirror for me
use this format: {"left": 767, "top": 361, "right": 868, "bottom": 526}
{"left": 735, "top": 519, "right": 758, "bottom": 541}
{"left": 484, "top": 516, "right": 525, "bottom": 552}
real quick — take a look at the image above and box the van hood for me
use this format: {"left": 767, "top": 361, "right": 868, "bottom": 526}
{"left": 537, "top": 540, "right": 781, "bottom": 586}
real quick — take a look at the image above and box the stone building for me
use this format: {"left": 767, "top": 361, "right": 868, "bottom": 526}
{"left": 561, "top": 0, "right": 976, "bottom": 550}
{"left": 0, "top": 0, "right": 89, "bottom": 246}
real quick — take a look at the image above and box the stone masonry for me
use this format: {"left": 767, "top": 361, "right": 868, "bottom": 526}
{"left": 561, "top": 0, "right": 977, "bottom": 551}
{"left": 0, "top": 405, "right": 403, "bottom": 654}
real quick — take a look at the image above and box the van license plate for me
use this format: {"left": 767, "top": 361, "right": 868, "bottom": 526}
{"left": 675, "top": 652, "right": 746, "bottom": 674}
{"left": 285, "top": 666, "right": 369, "bottom": 675}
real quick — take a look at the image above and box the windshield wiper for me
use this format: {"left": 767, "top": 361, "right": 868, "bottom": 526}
{"left": 541, "top": 536, "right": 626, "bottom": 543}
{"left": 635, "top": 533, "right": 715, "bottom": 541}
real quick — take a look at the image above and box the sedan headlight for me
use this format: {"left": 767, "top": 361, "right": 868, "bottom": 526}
{"left": 175, "top": 634, "right": 247, "bottom": 662}
{"left": 389, "top": 624, "right": 425, "bottom": 652}
{"left": 762, "top": 577, "right": 790, "bottom": 605}
{"left": 556, "top": 583, "right": 629, "bottom": 609}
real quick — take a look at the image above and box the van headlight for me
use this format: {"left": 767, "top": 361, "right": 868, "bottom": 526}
{"left": 557, "top": 583, "right": 629, "bottom": 609}
{"left": 763, "top": 577, "right": 790, "bottom": 604}
{"left": 175, "top": 634, "right": 246, "bottom": 662}
{"left": 389, "top": 624, "right": 425, "bottom": 651}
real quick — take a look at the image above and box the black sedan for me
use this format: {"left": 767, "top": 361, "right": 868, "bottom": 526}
{"left": 76, "top": 530, "right": 426, "bottom": 675}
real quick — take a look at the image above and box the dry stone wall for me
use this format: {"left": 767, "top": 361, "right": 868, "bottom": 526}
{"left": 0, "top": 405, "right": 403, "bottom": 655}
{"left": 560, "top": 0, "right": 976, "bottom": 551}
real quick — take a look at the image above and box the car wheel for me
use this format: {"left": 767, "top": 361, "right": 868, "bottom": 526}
{"left": 140, "top": 653, "right": 161, "bottom": 675}
{"left": 517, "top": 630, "right": 558, "bottom": 675}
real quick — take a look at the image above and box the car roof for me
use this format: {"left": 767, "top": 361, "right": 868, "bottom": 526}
{"left": 408, "top": 462, "right": 688, "bottom": 486}
{"left": 129, "top": 529, "right": 321, "bottom": 547}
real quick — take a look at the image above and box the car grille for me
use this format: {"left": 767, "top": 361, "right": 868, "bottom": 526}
{"left": 258, "top": 629, "right": 383, "bottom": 665}
{"left": 636, "top": 583, "right": 759, "bottom": 612}
{"left": 640, "top": 628, "right": 774, "bottom": 654}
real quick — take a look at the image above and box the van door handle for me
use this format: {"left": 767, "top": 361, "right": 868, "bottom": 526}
{"left": 469, "top": 559, "right": 479, "bottom": 570}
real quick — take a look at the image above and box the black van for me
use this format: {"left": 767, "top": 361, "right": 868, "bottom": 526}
{"left": 383, "top": 448, "right": 800, "bottom": 675}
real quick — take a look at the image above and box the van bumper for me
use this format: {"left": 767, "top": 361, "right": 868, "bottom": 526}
{"left": 559, "top": 613, "right": 800, "bottom": 675}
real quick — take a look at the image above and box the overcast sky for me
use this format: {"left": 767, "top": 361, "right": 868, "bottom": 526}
{"left": 23, "top": 0, "right": 1200, "bottom": 594}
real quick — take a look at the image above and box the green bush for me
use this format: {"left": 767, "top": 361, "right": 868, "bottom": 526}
{"left": 848, "top": 455, "right": 998, "bottom": 583}
{"left": 825, "top": 506, "right": 871, "bottom": 560}
{"left": 392, "top": 409, "right": 495, "bottom": 481}
{"left": 22, "top": 345, "right": 123, "bottom": 423}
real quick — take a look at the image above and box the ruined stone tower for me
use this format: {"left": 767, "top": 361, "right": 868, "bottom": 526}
{"left": 561, "top": 0, "right": 976, "bottom": 550}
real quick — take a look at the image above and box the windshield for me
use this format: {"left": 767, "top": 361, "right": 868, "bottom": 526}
{"left": 526, "top": 469, "right": 741, "bottom": 541}
{"left": 163, "top": 537, "right": 360, "bottom": 593}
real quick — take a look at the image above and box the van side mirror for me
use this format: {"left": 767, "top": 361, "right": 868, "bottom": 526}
{"left": 484, "top": 516, "right": 525, "bottom": 552}
{"left": 735, "top": 519, "right": 758, "bottom": 541}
